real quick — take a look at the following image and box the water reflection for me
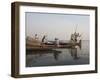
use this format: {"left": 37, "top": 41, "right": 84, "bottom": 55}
{"left": 27, "top": 47, "right": 80, "bottom": 60}
{"left": 70, "top": 48, "right": 79, "bottom": 60}
{"left": 53, "top": 50, "right": 61, "bottom": 60}
{"left": 27, "top": 50, "right": 62, "bottom": 62}
{"left": 26, "top": 41, "right": 89, "bottom": 67}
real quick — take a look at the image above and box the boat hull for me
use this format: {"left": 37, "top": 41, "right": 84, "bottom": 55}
{"left": 26, "top": 40, "right": 81, "bottom": 51}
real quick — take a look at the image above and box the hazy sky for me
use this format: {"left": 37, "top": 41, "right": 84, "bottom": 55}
{"left": 25, "top": 12, "right": 90, "bottom": 40}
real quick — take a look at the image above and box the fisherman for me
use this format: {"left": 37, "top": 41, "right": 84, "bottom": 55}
{"left": 42, "top": 35, "right": 47, "bottom": 43}
{"left": 54, "top": 38, "right": 59, "bottom": 47}
{"left": 71, "top": 34, "right": 74, "bottom": 41}
{"left": 77, "top": 33, "right": 81, "bottom": 43}
{"left": 74, "top": 32, "right": 80, "bottom": 42}
{"left": 41, "top": 35, "right": 47, "bottom": 47}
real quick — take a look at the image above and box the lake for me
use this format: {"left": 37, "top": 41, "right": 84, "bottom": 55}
{"left": 26, "top": 40, "right": 89, "bottom": 67}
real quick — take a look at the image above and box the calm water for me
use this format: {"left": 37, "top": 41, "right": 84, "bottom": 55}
{"left": 26, "top": 40, "right": 89, "bottom": 67}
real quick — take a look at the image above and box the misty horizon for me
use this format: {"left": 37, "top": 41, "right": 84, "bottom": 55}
{"left": 25, "top": 12, "right": 90, "bottom": 41}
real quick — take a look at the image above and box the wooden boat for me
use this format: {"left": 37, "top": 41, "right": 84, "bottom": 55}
{"left": 26, "top": 29, "right": 82, "bottom": 51}
{"left": 26, "top": 40, "right": 81, "bottom": 50}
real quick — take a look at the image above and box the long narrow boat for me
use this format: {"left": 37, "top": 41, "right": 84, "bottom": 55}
{"left": 26, "top": 30, "right": 82, "bottom": 51}
{"left": 26, "top": 40, "right": 81, "bottom": 51}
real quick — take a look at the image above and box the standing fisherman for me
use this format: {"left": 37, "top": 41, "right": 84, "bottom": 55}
{"left": 71, "top": 32, "right": 80, "bottom": 43}
{"left": 42, "top": 35, "right": 47, "bottom": 43}
{"left": 74, "top": 32, "right": 78, "bottom": 42}
{"left": 41, "top": 35, "right": 47, "bottom": 47}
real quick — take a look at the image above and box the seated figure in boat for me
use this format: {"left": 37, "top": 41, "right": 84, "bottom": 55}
{"left": 54, "top": 38, "right": 60, "bottom": 47}
{"left": 35, "top": 34, "right": 39, "bottom": 40}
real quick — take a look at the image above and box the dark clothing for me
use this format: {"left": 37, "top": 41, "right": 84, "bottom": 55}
{"left": 42, "top": 36, "right": 46, "bottom": 43}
